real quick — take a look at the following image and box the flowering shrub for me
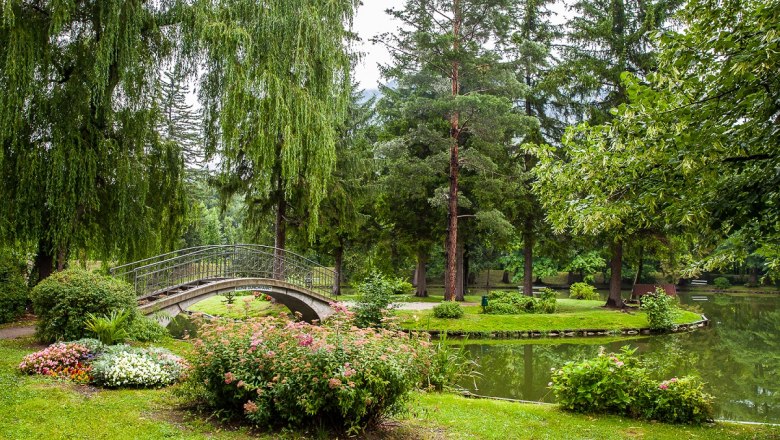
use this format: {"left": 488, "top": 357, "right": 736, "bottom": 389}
{"left": 433, "top": 301, "right": 464, "bottom": 319}
{"left": 650, "top": 376, "right": 714, "bottom": 424}
{"left": 91, "top": 345, "right": 189, "bottom": 388}
{"left": 550, "top": 346, "right": 714, "bottom": 424}
{"left": 19, "top": 342, "right": 93, "bottom": 382}
{"left": 641, "top": 288, "right": 680, "bottom": 331}
{"left": 550, "top": 346, "right": 644, "bottom": 414}
{"left": 569, "top": 282, "right": 599, "bottom": 300}
{"left": 188, "top": 313, "right": 434, "bottom": 434}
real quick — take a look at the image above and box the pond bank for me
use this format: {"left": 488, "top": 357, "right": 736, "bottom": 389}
{"left": 404, "top": 313, "right": 709, "bottom": 339}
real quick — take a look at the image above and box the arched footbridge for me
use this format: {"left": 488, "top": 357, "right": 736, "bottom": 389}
{"left": 110, "top": 245, "right": 338, "bottom": 325}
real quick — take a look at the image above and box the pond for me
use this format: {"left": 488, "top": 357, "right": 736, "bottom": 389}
{"left": 455, "top": 293, "right": 780, "bottom": 423}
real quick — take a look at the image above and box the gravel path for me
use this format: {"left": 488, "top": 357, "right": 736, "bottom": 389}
{"left": 393, "top": 301, "right": 478, "bottom": 310}
{"left": 0, "top": 325, "right": 35, "bottom": 339}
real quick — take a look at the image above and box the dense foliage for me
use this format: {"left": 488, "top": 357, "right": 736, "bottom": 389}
{"left": 569, "top": 282, "right": 599, "bottom": 300}
{"left": 187, "top": 314, "right": 435, "bottom": 434}
{"left": 640, "top": 289, "right": 680, "bottom": 331}
{"left": 484, "top": 289, "right": 557, "bottom": 315}
{"left": 353, "top": 273, "right": 398, "bottom": 328}
{"left": 433, "top": 302, "right": 465, "bottom": 319}
{"left": 30, "top": 269, "right": 136, "bottom": 342}
{"left": 0, "top": 252, "right": 28, "bottom": 323}
{"left": 550, "top": 347, "right": 714, "bottom": 424}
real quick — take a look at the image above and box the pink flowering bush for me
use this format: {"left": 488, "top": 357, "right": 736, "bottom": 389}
{"left": 18, "top": 342, "right": 93, "bottom": 380}
{"left": 550, "top": 346, "right": 713, "bottom": 424}
{"left": 188, "top": 312, "right": 435, "bottom": 434}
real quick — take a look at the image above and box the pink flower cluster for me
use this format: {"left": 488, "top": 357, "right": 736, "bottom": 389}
{"left": 659, "top": 377, "right": 678, "bottom": 390}
{"left": 18, "top": 343, "right": 91, "bottom": 377}
{"left": 609, "top": 356, "right": 625, "bottom": 367}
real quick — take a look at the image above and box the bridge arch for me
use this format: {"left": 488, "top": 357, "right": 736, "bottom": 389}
{"left": 110, "top": 245, "right": 338, "bottom": 325}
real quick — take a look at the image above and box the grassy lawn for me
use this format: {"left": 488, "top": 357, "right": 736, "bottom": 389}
{"left": 396, "top": 299, "right": 704, "bottom": 333}
{"left": 1, "top": 338, "right": 777, "bottom": 440}
{"left": 186, "top": 295, "right": 285, "bottom": 319}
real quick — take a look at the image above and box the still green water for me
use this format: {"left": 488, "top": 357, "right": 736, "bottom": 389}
{"left": 456, "top": 293, "right": 780, "bottom": 423}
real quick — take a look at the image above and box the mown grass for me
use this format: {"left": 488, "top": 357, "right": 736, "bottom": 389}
{"left": 186, "top": 295, "right": 285, "bottom": 319}
{"left": 1, "top": 338, "right": 777, "bottom": 439}
{"left": 396, "top": 299, "right": 704, "bottom": 333}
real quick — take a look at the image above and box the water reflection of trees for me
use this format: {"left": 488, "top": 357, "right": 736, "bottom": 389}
{"left": 459, "top": 295, "right": 780, "bottom": 423}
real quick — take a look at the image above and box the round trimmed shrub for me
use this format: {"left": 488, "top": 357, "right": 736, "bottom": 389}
{"left": 713, "top": 276, "right": 730, "bottom": 290}
{"left": 30, "top": 269, "right": 136, "bottom": 342}
{"left": 433, "top": 301, "right": 464, "bottom": 319}
{"left": 569, "top": 282, "right": 599, "bottom": 300}
{"left": 0, "top": 253, "right": 29, "bottom": 323}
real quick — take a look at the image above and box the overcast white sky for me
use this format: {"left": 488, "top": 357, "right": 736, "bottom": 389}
{"left": 353, "top": 1, "right": 402, "bottom": 89}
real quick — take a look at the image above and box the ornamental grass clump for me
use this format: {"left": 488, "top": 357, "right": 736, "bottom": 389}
{"left": 188, "top": 311, "right": 435, "bottom": 435}
{"left": 550, "top": 346, "right": 714, "bottom": 424}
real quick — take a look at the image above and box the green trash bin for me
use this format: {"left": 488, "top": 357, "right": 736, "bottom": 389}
{"left": 481, "top": 295, "right": 489, "bottom": 308}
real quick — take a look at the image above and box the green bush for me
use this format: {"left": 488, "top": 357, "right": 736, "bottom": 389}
{"left": 640, "top": 288, "right": 679, "bottom": 331}
{"left": 353, "top": 272, "right": 396, "bottom": 328}
{"left": 550, "top": 347, "right": 714, "bottom": 424}
{"left": 713, "top": 277, "right": 730, "bottom": 290}
{"left": 30, "top": 269, "right": 137, "bottom": 342}
{"left": 432, "top": 301, "right": 464, "bottom": 319}
{"left": 126, "top": 315, "right": 169, "bottom": 342}
{"left": 0, "top": 253, "right": 29, "bottom": 323}
{"left": 538, "top": 288, "right": 558, "bottom": 313}
{"left": 569, "top": 282, "right": 599, "bottom": 300}
{"left": 388, "top": 277, "right": 414, "bottom": 295}
{"left": 483, "top": 290, "right": 556, "bottom": 315}
{"left": 188, "top": 314, "right": 433, "bottom": 434}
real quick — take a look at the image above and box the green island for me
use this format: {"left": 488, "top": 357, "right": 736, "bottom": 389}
{"left": 394, "top": 299, "right": 704, "bottom": 334}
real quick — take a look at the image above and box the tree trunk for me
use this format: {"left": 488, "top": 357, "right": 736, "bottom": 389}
{"left": 32, "top": 238, "right": 55, "bottom": 284}
{"left": 502, "top": 270, "right": 510, "bottom": 283}
{"left": 748, "top": 267, "right": 759, "bottom": 286}
{"left": 273, "top": 197, "right": 286, "bottom": 280}
{"left": 445, "top": 0, "right": 461, "bottom": 302}
{"left": 605, "top": 240, "right": 624, "bottom": 308}
{"left": 633, "top": 244, "right": 644, "bottom": 287}
{"left": 455, "top": 238, "right": 465, "bottom": 301}
{"left": 523, "top": 228, "right": 533, "bottom": 297}
{"left": 415, "top": 248, "right": 428, "bottom": 297}
{"left": 332, "top": 243, "right": 343, "bottom": 296}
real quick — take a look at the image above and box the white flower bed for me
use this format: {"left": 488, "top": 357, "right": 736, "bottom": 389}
{"left": 91, "top": 345, "right": 188, "bottom": 388}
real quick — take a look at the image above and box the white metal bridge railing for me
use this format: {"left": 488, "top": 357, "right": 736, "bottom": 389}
{"left": 109, "top": 244, "right": 336, "bottom": 299}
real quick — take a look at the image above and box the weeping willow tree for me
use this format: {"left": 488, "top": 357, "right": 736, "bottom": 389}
{"left": 0, "top": 0, "right": 187, "bottom": 280}
{"left": 190, "top": 0, "right": 357, "bottom": 276}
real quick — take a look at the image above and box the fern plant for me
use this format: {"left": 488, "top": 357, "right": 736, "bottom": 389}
{"left": 84, "top": 309, "right": 132, "bottom": 345}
